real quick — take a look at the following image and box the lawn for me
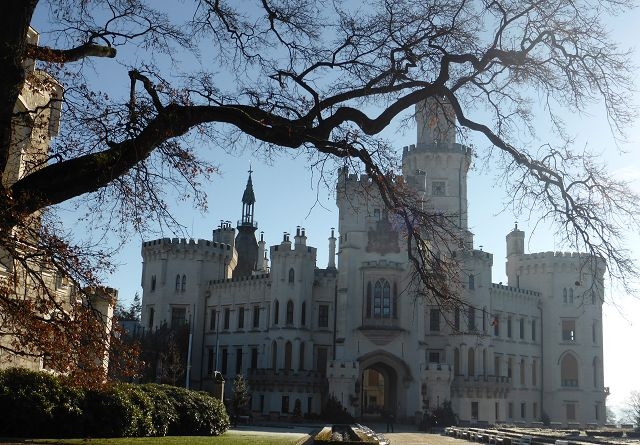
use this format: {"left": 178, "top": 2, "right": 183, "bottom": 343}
{"left": 11, "top": 430, "right": 309, "bottom": 445}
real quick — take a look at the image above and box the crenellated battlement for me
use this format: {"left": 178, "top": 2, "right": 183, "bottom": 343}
{"left": 142, "top": 237, "right": 233, "bottom": 254}
{"left": 208, "top": 273, "right": 270, "bottom": 287}
{"left": 491, "top": 283, "right": 540, "bottom": 297}
{"left": 402, "top": 142, "right": 471, "bottom": 155}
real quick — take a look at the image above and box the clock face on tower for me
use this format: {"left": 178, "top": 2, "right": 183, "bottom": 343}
{"left": 432, "top": 181, "right": 446, "bottom": 196}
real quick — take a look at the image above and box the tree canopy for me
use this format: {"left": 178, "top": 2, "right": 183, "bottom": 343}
{"left": 0, "top": 0, "right": 638, "bottom": 383}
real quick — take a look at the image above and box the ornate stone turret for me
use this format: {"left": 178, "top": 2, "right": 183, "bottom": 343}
{"left": 233, "top": 170, "right": 259, "bottom": 278}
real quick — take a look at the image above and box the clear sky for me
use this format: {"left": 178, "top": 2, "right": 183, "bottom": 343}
{"left": 34, "top": 2, "right": 640, "bottom": 420}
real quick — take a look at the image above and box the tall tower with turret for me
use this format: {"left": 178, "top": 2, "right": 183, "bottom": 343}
{"left": 402, "top": 97, "right": 473, "bottom": 246}
{"left": 233, "top": 170, "right": 259, "bottom": 278}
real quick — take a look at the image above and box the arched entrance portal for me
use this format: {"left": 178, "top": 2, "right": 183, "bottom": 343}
{"left": 362, "top": 364, "right": 398, "bottom": 418}
{"left": 358, "top": 350, "right": 412, "bottom": 421}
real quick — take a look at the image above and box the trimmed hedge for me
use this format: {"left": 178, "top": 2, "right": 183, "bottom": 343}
{"left": 0, "top": 367, "right": 229, "bottom": 438}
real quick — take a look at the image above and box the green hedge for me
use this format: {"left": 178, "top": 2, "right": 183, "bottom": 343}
{"left": 0, "top": 368, "right": 229, "bottom": 438}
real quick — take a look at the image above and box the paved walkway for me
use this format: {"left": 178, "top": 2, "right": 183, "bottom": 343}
{"left": 366, "top": 423, "right": 468, "bottom": 445}
{"left": 230, "top": 422, "right": 469, "bottom": 445}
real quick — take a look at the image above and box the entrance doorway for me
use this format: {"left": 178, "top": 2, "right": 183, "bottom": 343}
{"left": 361, "top": 363, "right": 398, "bottom": 419}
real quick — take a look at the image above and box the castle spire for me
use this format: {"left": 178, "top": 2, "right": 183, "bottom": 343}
{"left": 234, "top": 168, "right": 259, "bottom": 278}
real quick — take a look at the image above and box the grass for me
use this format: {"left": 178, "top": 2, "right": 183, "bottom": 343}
{"left": 10, "top": 430, "right": 307, "bottom": 445}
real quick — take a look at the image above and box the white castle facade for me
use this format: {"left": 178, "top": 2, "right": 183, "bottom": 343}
{"left": 140, "top": 99, "right": 608, "bottom": 426}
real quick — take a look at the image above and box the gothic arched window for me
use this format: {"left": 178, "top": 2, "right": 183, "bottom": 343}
{"left": 469, "top": 274, "right": 475, "bottom": 290}
{"left": 366, "top": 282, "right": 372, "bottom": 318}
{"left": 175, "top": 274, "right": 181, "bottom": 291}
{"left": 181, "top": 274, "right": 186, "bottom": 292}
{"left": 561, "top": 353, "right": 579, "bottom": 387}
{"left": 288, "top": 268, "right": 295, "bottom": 283}
{"left": 301, "top": 301, "right": 306, "bottom": 326}
{"left": 373, "top": 279, "right": 392, "bottom": 318}
{"left": 286, "top": 300, "right": 294, "bottom": 324}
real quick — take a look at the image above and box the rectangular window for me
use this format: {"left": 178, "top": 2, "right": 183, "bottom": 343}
{"left": 521, "top": 403, "right": 526, "bottom": 419}
{"left": 209, "top": 309, "right": 216, "bottom": 331}
{"left": 221, "top": 348, "right": 228, "bottom": 375}
{"left": 236, "top": 348, "right": 243, "bottom": 375}
{"left": 471, "top": 402, "right": 479, "bottom": 420}
{"left": 224, "top": 308, "right": 230, "bottom": 330}
{"left": 592, "top": 321, "right": 598, "bottom": 344}
{"left": 507, "top": 358, "right": 513, "bottom": 379}
{"left": 508, "top": 402, "right": 513, "bottom": 419}
{"left": 495, "top": 402, "right": 500, "bottom": 422}
{"left": 430, "top": 309, "right": 440, "bottom": 332}
{"left": 432, "top": 180, "right": 446, "bottom": 196}
{"left": 238, "top": 307, "right": 244, "bottom": 329}
{"left": 281, "top": 395, "right": 290, "bottom": 413}
{"left": 566, "top": 403, "right": 576, "bottom": 421}
{"left": 316, "top": 347, "right": 328, "bottom": 375}
{"left": 253, "top": 305, "right": 260, "bottom": 328}
{"left": 562, "top": 319, "right": 576, "bottom": 341}
{"left": 428, "top": 351, "right": 441, "bottom": 363}
{"left": 507, "top": 317, "right": 512, "bottom": 338}
{"left": 532, "top": 360, "right": 537, "bottom": 386}
{"left": 148, "top": 307, "right": 154, "bottom": 330}
{"left": 532, "top": 320, "right": 536, "bottom": 341}
{"left": 171, "top": 307, "right": 186, "bottom": 328}
{"left": 251, "top": 347, "right": 258, "bottom": 369}
{"left": 533, "top": 402, "right": 538, "bottom": 419}
{"left": 519, "top": 318, "right": 525, "bottom": 339}
{"left": 318, "top": 304, "right": 329, "bottom": 328}
{"left": 493, "top": 316, "right": 500, "bottom": 336}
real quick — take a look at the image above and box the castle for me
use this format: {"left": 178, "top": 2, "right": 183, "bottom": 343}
{"left": 140, "top": 98, "right": 608, "bottom": 426}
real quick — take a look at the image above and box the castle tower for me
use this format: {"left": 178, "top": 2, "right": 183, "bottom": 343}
{"left": 402, "top": 96, "right": 472, "bottom": 237}
{"left": 233, "top": 170, "right": 259, "bottom": 278}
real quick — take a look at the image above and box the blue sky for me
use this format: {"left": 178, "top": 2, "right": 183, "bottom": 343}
{"left": 32, "top": 1, "right": 640, "bottom": 418}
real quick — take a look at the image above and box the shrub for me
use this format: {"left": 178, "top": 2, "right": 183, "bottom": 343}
{"left": 0, "top": 368, "right": 229, "bottom": 438}
{"left": 0, "top": 367, "right": 84, "bottom": 437}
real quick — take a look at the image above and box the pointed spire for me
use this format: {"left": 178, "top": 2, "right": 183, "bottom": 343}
{"left": 242, "top": 166, "right": 256, "bottom": 205}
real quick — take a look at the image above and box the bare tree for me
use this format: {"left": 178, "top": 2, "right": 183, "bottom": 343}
{"left": 0, "top": 0, "right": 638, "bottom": 382}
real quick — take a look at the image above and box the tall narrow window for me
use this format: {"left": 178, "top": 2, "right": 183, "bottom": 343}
{"left": 175, "top": 274, "right": 181, "bottom": 291}
{"left": 468, "top": 348, "right": 475, "bottom": 376}
{"left": 382, "top": 280, "right": 391, "bottom": 318}
{"left": 271, "top": 341, "right": 277, "bottom": 369}
{"left": 392, "top": 281, "right": 398, "bottom": 318}
{"left": 453, "top": 348, "right": 460, "bottom": 375}
{"left": 148, "top": 307, "right": 154, "bottom": 330}
{"left": 454, "top": 308, "right": 460, "bottom": 331}
{"left": 238, "top": 307, "right": 244, "bottom": 329}
{"left": 288, "top": 268, "right": 295, "bottom": 283}
{"left": 209, "top": 309, "right": 216, "bottom": 331}
{"left": 520, "top": 358, "right": 525, "bottom": 384}
{"left": 563, "top": 288, "right": 568, "bottom": 303}
{"left": 519, "top": 318, "right": 525, "bottom": 339}
{"left": 286, "top": 300, "right": 294, "bottom": 324}
{"left": 224, "top": 308, "right": 230, "bottom": 330}
{"left": 532, "top": 359, "right": 537, "bottom": 386}
{"left": 253, "top": 305, "right": 260, "bottom": 328}
{"left": 274, "top": 300, "right": 279, "bottom": 325}
{"left": 151, "top": 275, "right": 156, "bottom": 291}
{"left": 251, "top": 348, "right": 258, "bottom": 369}
{"left": 560, "top": 353, "right": 579, "bottom": 387}
{"left": 569, "top": 288, "right": 574, "bottom": 304}
{"left": 507, "top": 317, "right": 512, "bottom": 338}
{"left": 468, "top": 274, "right": 475, "bottom": 290}
{"left": 366, "top": 282, "right": 372, "bottom": 318}
{"left": 507, "top": 357, "right": 513, "bottom": 378}
{"left": 430, "top": 309, "right": 440, "bottom": 332}
{"left": 301, "top": 301, "right": 306, "bottom": 326}
{"left": 467, "top": 307, "right": 476, "bottom": 331}
{"left": 236, "top": 347, "right": 243, "bottom": 375}
{"left": 318, "top": 304, "right": 329, "bottom": 328}
{"left": 181, "top": 274, "right": 186, "bottom": 291}
{"left": 532, "top": 320, "right": 536, "bottom": 341}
